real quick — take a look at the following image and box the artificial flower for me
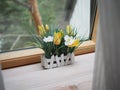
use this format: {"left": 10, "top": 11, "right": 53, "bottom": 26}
{"left": 54, "top": 31, "right": 62, "bottom": 45}
{"left": 68, "top": 39, "right": 80, "bottom": 47}
{"left": 64, "top": 35, "right": 80, "bottom": 47}
{"left": 64, "top": 35, "right": 74, "bottom": 45}
{"left": 66, "top": 25, "right": 72, "bottom": 35}
{"left": 45, "top": 24, "right": 49, "bottom": 31}
{"left": 30, "top": 24, "right": 82, "bottom": 58}
{"left": 38, "top": 25, "right": 44, "bottom": 31}
{"left": 43, "top": 36, "right": 53, "bottom": 43}
{"left": 38, "top": 25, "right": 46, "bottom": 36}
{"left": 41, "top": 25, "right": 45, "bottom": 30}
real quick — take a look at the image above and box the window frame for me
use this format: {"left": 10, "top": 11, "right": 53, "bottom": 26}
{"left": 0, "top": 4, "right": 98, "bottom": 70}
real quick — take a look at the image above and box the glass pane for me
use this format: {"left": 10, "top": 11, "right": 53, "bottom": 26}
{"left": 0, "top": 0, "right": 91, "bottom": 53}
{"left": 69, "top": 0, "right": 90, "bottom": 38}
{"left": 0, "top": 1, "right": 34, "bottom": 52}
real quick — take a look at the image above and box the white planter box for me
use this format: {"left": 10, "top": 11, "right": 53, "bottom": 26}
{"left": 41, "top": 53, "right": 75, "bottom": 69}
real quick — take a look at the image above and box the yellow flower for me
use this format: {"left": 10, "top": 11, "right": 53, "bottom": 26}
{"left": 45, "top": 24, "right": 49, "bottom": 31}
{"left": 38, "top": 25, "right": 43, "bottom": 31}
{"left": 54, "top": 31, "right": 62, "bottom": 45}
{"left": 41, "top": 25, "right": 45, "bottom": 30}
{"left": 38, "top": 25, "right": 43, "bottom": 35}
{"left": 66, "top": 25, "right": 72, "bottom": 35}
{"left": 68, "top": 39, "right": 80, "bottom": 47}
{"left": 38, "top": 25, "right": 46, "bottom": 36}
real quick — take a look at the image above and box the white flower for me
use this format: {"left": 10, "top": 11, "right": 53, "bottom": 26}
{"left": 43, "top": 36, "right": 53, "bottom": 43}
{"left": 64, "top": 35, "right": 74, "bottom": 46}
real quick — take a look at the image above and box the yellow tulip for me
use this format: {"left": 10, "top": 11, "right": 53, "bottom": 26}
{"left": 38, "top": 25, "right": 46, "bottom": 36}
{"left": 38, "top": 25, "right": 43, "bottom": 35}
{"left": 45, "top": 24, "right": 49, "bottom": 31}
{"left": 66, "top": 25, "right": 72, "bottom": 35}
{"left": 41, "top": 24, "right": 45, "bottom": 31}
{"left": 38, "top": 25, "right": 43, "bottom": 31}
{"left": 54, "top": 32, "right": 62, "bottom": 45}
{"left": 68, "top": 39, "right": 80, "bottom": 47}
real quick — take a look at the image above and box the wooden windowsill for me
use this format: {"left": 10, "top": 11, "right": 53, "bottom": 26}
{"left": 0, "top": 40, "right": 95, "bottom": 69}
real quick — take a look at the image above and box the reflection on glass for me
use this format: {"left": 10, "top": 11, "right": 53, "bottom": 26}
{"left": 69, "top": 0, "right": 90, "bottom": 38}
{"left": 0, "top": 0, "right": 90, "bottom": 52}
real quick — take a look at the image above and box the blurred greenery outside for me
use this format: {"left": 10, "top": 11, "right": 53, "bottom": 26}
{"left": 0, "top": 0, "right": 68, "bottom": 52}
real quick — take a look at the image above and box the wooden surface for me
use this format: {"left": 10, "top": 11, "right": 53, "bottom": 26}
{"left": 75, "top": 41, "right": 95, "bottom": 55}
{"left": 2, "top": 53, "right": 95, "bottom": 90}
{"left": 0, "top": 40, "right": 95, "bottom": 69}
{"left": 0, "top": 48, "right": 44, "bottom": 69}
{"left": 92, "top": 9, "right": 99, "bottom": 42}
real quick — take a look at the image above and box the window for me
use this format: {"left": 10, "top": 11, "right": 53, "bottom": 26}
{"left": 0, "top": 0, "right": 97, "bottom": 69}
{"left": 0, "top": 0, "right": 34, "bottom": 52}
{"left": 68, "top": 0, "right": 90, "bottom": 39}
{"left": 0, "top": 0, "right": 68, "bottom": 52}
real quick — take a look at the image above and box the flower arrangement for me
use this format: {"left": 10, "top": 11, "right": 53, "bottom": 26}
{"left": 30, "top": 24, "right": 87, "bottom": 68}
{"left": 31, "top": 24, "right": 84, "bottom": 59}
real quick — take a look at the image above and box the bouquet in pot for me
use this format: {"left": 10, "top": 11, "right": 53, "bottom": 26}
{"left": 30, "top": 24, "right": 85, "bottom": 68}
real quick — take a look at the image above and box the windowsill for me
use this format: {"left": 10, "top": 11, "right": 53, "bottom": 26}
{"left": 0, "top": 48, "right": 44, "bottom": 61}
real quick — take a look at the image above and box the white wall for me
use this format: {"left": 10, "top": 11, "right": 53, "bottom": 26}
{"left": 70, "top": 0, "right": 90, "bottom": 38}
